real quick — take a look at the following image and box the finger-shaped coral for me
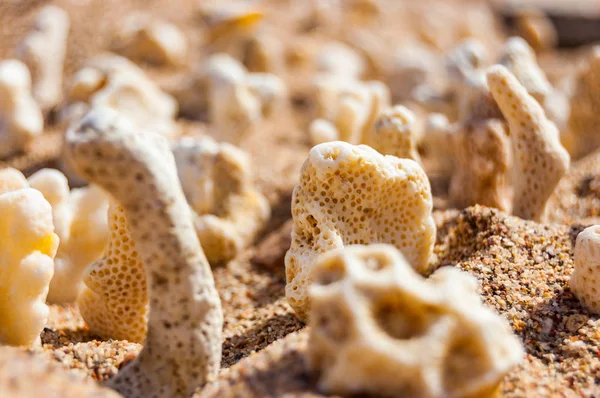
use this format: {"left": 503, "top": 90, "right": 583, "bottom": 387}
{"left": 450, "top": 93, "right": 511, "bottom": 211}
{"left": 285, "top": 141, "right": 435, "bottom": 321}
{"left": 570, "top": 226, "right": 600, "bottom": 314}
{"left": 0, "top": 185, "right": 58, "bottom": 347}
{"left": 116, "top": 13, "right": 188, "bottom": 66}
{"left": 0, "top": 60, "right": 43, "bottom": 158}
{"left": 78, "top": 204, "right": 148, "bottom": 343}
{"left": 563, "top": 50, "right": 600, "bottom": 159}
{"left": 65, "top": 107, "right": 222, "bottom": 398}
{"left": 173, "top": 136, "right": 270, "bottom": 264}
{"left": 16, "top": 6, "right": 70, "bottom": 111}
{"left": 497, "top": 37, "right": 552, "bottom": 104}
{"left": 307, "top": 244, "right": 524, "bottom": 398}
{"left": 27, "top": 169, "right": 110, "bottom": 304}
{"left": 487, "top": 65, "right": 570, "bottom": 222}
{"left": 365, "top": 105, "right": 421, "bottom": 162}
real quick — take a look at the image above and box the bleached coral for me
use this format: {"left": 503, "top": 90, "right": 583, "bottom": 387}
{"left": 0, "top": 60, "right": 43, "bottom": 158}
{"left": 16, "top": 5, "right": 70, "bottom": 111}
{"left": 285, "top": 142, "right": 435, "bottom": 321}
{"left": 173, "top": 136, "right": 269, "bottom": 264}
{"left": 307, "top": 244, "right": 524, "bottom": 398}
{"left": 570, "top": 226, "right": 600, "bottom": 314}
{"left": 487, "top": 65, "right": 570, "bottom": 222}
{"left": 364, "top": 105, "right": 421, "bottom": 162}
{"left": 0, "top": 170, "right": 58, "bottom": 347}
{"left": 77, "top": 204, "right": 147, "bottom": 343}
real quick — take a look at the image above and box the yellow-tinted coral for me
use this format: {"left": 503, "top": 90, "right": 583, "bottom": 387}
{"left": 285, "top": 141, "right": 435, "bottom": 321}
{"left": 570, "top": 226, "right": 600, "bottom": 314}
{"left": 77, "top": 204, "right": 147, "bottom": 343}
{"left": 365, "top": 105, "right": 421, "bottom": 163}
{"left": 307, "top": 244, "right": 524, "bottom": 398}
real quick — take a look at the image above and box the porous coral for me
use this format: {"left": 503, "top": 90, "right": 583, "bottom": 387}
{"left": 487, "top": 65, "right": 570, "bottom": 222}
{"left": 173, "top": 136, "right": 270, "bottom": 264}
{"left": 0, "top": 169, "right": 58, "bottom": 347}
{"left": 570, "top": 225, "right": 600, "bottom": 314}
{"left": 307, "top": 244, "right": 524, "bottom": 398}
{"left": 16, "top": 6, "right": 70, "bottom": 111}
{"left": 77, "top": 204, "right": 147, "bottom": 343}
{"left": 285, "top": 141, "right": 435, "bottom": 321}
{"left": 65, "top": 107, "right": 222, "bottom": 398}
{"left": 0, "top": 60, "right": 43, "bottom": 158}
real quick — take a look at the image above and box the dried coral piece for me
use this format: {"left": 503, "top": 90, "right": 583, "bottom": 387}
{"left": 117, "top": 13, "right": 188, "bottom": 66}
{"left": 243, "top": 32, "right": 284, "bottom": 74}
{"left": 450, "top": 93, "right": 511, "bottom": 211}
{"left": 515, "top": 8, "right": 557, "bottom": 51}
{"left": 498, "top": 37, "right": 552, "bottom": 104}
{"left": 487, "top": 65, "right": 570, "bottom": 222}
{"left": 173, "top": 136, "right": 270, "bottom": 264}
{"left": 66, "top": 107, "right": 222, "bottom": 398}
{"left": 78, "top": 204, "right": 148, "bottom": 343}
{"left": 570, "top": 226, "right": 600, "bottom": 314}
{"left": 0, "top": 60, "right": 43, "bottom": 158}
{"left": 563, "top": 50, "right": 600, "bottom": 159}
{"left": 389, "top": 43, "right": 439, "bottom": 101}
{"left": 365, "top": 105, "right": 421, "bottom": 163}
{"left": 420, "top": 113, "right": 456, "bottom": 177}
{"left": 307, "top": 244, "right": 524, "bottom": 398}
{"left": 0, "top": 167, "right": 28, "bottom": 194}
{"left": 16, "top": 6, "right": 70, "bottom": 111}
{"left": 285, "top": 142, "right": 435, "bottom": 321}
{"left": 316, "top": 41, "right": 365, "bottom": 80}
{"left": 0, "top": 177, "right": 58, "bottom": 346}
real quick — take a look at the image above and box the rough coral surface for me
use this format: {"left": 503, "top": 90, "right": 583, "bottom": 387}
{"left": 570, "top": 226, "right": 600, "bottom": 314}
{"left": 78, "top": 204, "right": 148, "bottom": 343}
{"left": 65, "top": 107, "right": 222, "bottom": 398}
{"left": 487, "top": 65, "right": 569, "bottom": 222}
{"left": 307, "top": 244, "right": 524, "bottom": 398}
{"left": 285, "top": 141, "right": 435, "bottom": 321}
{"left": 365, "top": 105, "right": 421, "bottom": 162}
{"left": 173, "top": 136, "right": 270, "bottom": 264}
{"left": 0, "top": 184, "right": 58, "bottom": 346}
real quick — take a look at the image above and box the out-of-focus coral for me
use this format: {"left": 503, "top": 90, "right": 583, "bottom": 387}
{"left": 316, "top": 41, "right": 365, "bottom": 80}
{"left": 173, "top": 136, "right": 270, "bottom": 264}
{"left": 515, "top": 8, "right": 558, "bottom": 52}
{"left": 77, "top": 204, "right": 147, "bottom": 343}
{"left": 450, "top": 93, "right": 511, "bottom": 211}
{"left": 175, "top": 54, "right": 286, "bottom": 144}
{"left": 0, "top": 60, "right": 43, "bottom": 158}
{"left": 28, "top": 168, "right": 110, "bottom": 304}
{"left": 388, "top": 43, "right": 440, "bottom": 102}
{"left": 60, "top": 53, "right": 178, "bottom": 138}
{"left": 497, "top": 37, "right": 552, "bottom": 104}
{"left": 307, "top": 244, "right": 524, "bottom": 398}
{"left": 116, "top": 13, "right": 188, "bottom": 66}
{"left": 487, "top": 65, "right": 570, "bottom": 222}
{"left": 243, "top": 32, "right": 284, "bottom": 74}
{"left": 571, "top": 225, "right": 600, "bottom": 314}
{"left": 563, "top": 50, "right": 600, "bottom": 159}
{"left": 285, "top": 142, "right": 435, "bottom": 321}
{"left": 0, "top": 169, "right": 58, "bottom": 347}
{"left": 65, "top": 107, "right": 222, "bottom": 398}
{"left": 16, "top": 6, "right": 70, "bottom": 111}
{"left": 364, "top": 105, "right": 421, "bottom": 163}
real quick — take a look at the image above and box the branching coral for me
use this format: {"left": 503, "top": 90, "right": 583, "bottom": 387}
{"left": 0, "top": 60, "right": 43, "bottom": 158}
{"left": 307, "top": 244, "right": 524, "bottom": 398}
{"left": 487, "top": 65, "right": 570, "bottom": 222}
{"left": 0, "top": 168, "right": 59, "bottom": 347}
{"left": 173, "top": 136, "right": 270, "bottom": 264}
{"left": 285, "top": 141, "right": 435, "bottom": 321}
{"left": 65, "top": 107, "right": 222, "bottom": 398}
{"left": 16, "top": 5, "right": 70, "bottom": 111}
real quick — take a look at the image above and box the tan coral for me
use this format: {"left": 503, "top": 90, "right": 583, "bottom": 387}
{"left": 450, "top": 93, "right": 511, "bottom": 211}
{"left": 116, "top": 13, "right": 188, "bottom": 66}
{"left": 0, "top": 60, "right": 43, "bottom": 158}
{"left": 316, "top": 41, "right": 365, "bottom": 80}
{"left": 388, "top": 43, "right": 440, "bottom": 102}
{"left": 27, "top": 169, "right": 111, "bottom": 304}
{"left": 0, "top": 167, "right": 28, "bottom": 194}
{"left": 487, "top": 65, "right": 570, "bottom": 222}
{"left": 307, "top": 244, "right": 524, "bottom": 398}
{"left": 173, "top": 136, "right": 270, "bottom": 264}
{"left": 497, "top": 37, "right": 552, "bottom": 104}
{"left": 77, "top": 204, "right": 148, "bottom": 343}
{"left": 570, "top": 226, "right": 600, "bottom": 314}
{"left": 285, "top": 141, "right": 435, "bottom": 321}
{"left": 515, "top": 8, "right": 557, "bottom": 52}
{"left": 420, "top": 113, "right": 456, "bottom": 177}
{"left": 65, "top": 107, "right": 222, "bottom": 397}
{"left": 365, "top": 105, "right": 421, "bottom": 163}
{"left": 16, "top": 5, "right": 70, "bottom": 111}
